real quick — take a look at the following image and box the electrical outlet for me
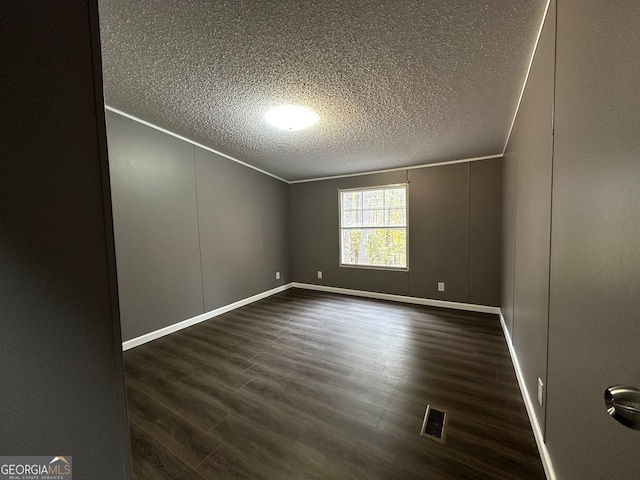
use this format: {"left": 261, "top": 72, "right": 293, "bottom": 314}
{"left": 317, "top": 270, "right": 323, "bottom": 279}
{"left": 275, "top": 271, "right": 280, "bottom": 280}
{"left": 437, "top": 282, "right": 445, "bottom": 292}
{"left": 537, "top": 378, "right": 544, "bottom": 407}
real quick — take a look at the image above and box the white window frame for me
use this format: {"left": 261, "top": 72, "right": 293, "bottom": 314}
{"left": 338, "top": 183, "right": 409, "bottom": 271}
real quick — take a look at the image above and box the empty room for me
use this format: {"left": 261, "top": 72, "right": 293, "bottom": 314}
{"left": 2, "top": 1, "right": 639, "bottom": 479}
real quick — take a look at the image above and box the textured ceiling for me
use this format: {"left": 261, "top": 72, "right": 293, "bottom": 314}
{"left": 99, "top": 0, "right": 547, "bottom": 182}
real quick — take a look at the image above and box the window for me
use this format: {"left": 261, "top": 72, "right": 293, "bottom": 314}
{"left": 339, "top": 184, "right": 408, "bottom": 269}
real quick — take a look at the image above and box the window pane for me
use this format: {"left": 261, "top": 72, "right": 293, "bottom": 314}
{"left": 362, "top": 209, "right": 384, "bottom": 227}
{"left": 362, "top": 190, "right": 384, "bottom": 209}
{"left": 342, "top": 191, "right": 362, "bottom": 210}
{"left": 341, "top": 229, "right": 359, "bottom": 264}
{"left": 386, "top": 208, "right": 406, "bottom": 226}
{"left": 341, "top": 228, "right": 406, "bottom": 268}
{"left": 385, "top": 188, "right": 406, "bottom": 207}
{"left": 342, "top": 209, "right": 361, "bottom": 227}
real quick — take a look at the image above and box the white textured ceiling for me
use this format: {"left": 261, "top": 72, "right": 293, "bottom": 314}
{"left": 99, "top": 0, "right": 547, "bottom": 182}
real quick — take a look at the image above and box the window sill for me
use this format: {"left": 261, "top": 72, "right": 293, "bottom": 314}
{"left": 340, "top": 263, "right": 409, "bottom": 272}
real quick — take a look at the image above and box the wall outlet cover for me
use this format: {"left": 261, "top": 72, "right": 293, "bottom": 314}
{"left": 437, "top": 282, "right": 445, "bottom": 292}
{"left": 317, "top": 271, "right": 323, "bottom": 279}
{"left": 275, "top": 271, "right": 280, "bottom": 280}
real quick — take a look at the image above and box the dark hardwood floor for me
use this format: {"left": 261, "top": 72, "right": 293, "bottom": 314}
{"left": 123, "top": 288, "right": 546, "bottom": 479}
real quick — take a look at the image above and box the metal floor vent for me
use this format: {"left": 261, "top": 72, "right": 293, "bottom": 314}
{"left": 420, "top": 405, "right": 448, "bottom": 444}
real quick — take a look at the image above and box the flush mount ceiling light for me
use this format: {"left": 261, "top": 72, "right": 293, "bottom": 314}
{"left": 265, "top": 105, "right": 319, "bottom": 131}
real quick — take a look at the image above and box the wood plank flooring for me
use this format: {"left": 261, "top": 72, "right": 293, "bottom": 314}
{"left": 123, "top": 288, "right": 546, "bottom": 479}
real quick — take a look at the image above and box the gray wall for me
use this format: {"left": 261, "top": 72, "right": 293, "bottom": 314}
{"left": 0, "top": 2, "right": 131, "bottom": 478}
{"left": 546, "top": 0, "right": 640, "bottom": 477}
{"left": 408, "top": 164, "right": 470, "bottom": 302}
{"left": 107, "top": 112, "right": 204, "bottom": 341}
{"left": 469, "top": 160, "right": 503, "bottom": 306}
{"left": 502, "top": 0, "right": 555, "bottom": 432}
{"left": 290, "top": 159, "right": 502, "bottom": 306}
{"left": 195, "top": 146, "right": 291, "bottom": 311}
{"left": 501, "top": 139, "right": 518, "bottom": 335}
{"left": 106, "top": 112, "right": 290, "bottom": 342}
{"left": 503, "top": 0, "right": 640, "bottom": 477}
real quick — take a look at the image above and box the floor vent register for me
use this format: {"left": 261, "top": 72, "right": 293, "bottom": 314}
{"left": 420, "top": 405, "right": 448, "bottom": 444}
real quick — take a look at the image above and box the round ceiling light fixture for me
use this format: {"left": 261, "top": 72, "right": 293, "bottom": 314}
{"left": 265, "top": 105, "right": 319, "bottom": 131}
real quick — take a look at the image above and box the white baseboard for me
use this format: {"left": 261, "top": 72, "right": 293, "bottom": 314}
{"left": 291, "top": 282, "right": 501, "bottom": 315}
{"left": 121, "top": 284, "right": 292, "bottom": 351}
{"left": 499, "top": 313, "right": 556, "bottom": 480}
